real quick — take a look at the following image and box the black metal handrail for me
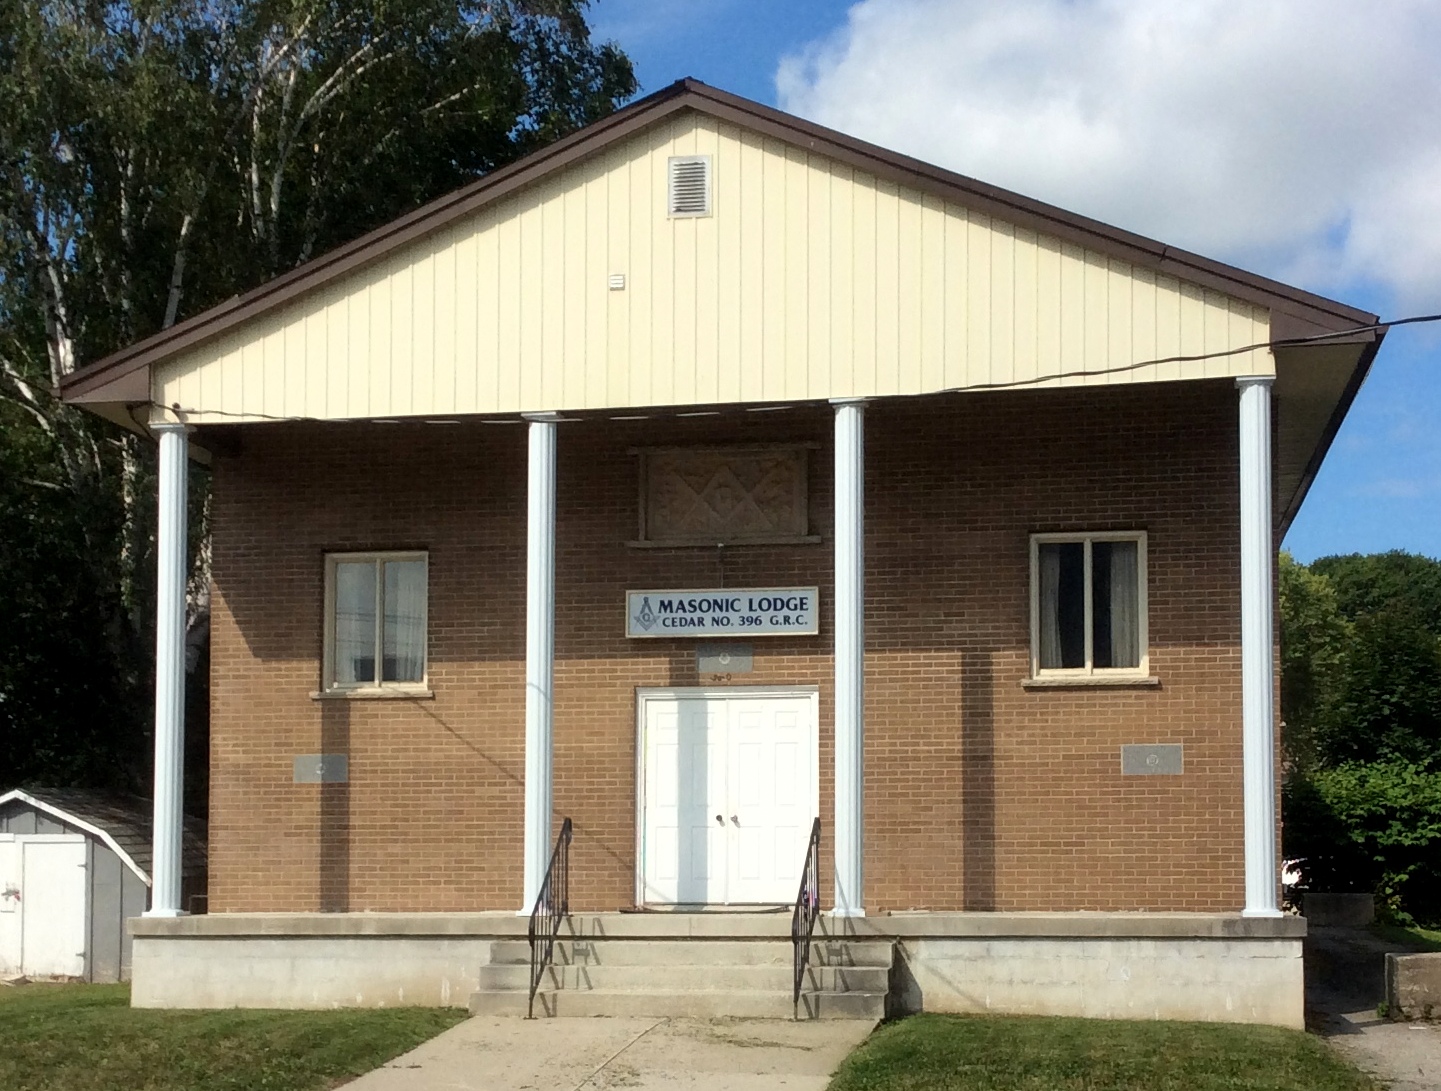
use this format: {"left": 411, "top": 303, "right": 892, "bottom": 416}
{"left": 791, "top": 817, "right": 822, "bottom": 1019}
{"left": 527, "top": 817, "right": 572, "bottom": 1018}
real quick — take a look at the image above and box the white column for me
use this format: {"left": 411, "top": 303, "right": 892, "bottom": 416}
{"left": 832, "top": 399, "right": 867, "bottom": 917}
{"left": 521, "top": 414, "right": 558, "bottom": 912}
{"left": 146, "top": 422, "right": 189, "bottom": 917}
{"left": 1238, "top": 377, "right": 1281, "bottom": 917}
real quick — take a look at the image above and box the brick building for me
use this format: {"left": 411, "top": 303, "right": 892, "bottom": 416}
{"left": 61, "top": 80, "right": 1384, "bottom": 1025}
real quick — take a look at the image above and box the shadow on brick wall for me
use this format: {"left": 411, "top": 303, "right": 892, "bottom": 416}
{"left": 962, "top": 650, "right": 995, "bottom": 911}
{"left": 319, "top": 699, "right": 350, "bottom": 912}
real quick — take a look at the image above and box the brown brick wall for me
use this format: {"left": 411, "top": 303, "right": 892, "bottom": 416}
{"left": 206, "top": 380, "right": 1248, "bottom": 915}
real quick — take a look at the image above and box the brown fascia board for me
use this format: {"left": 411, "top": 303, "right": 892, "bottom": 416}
{"left": 62, "top": 76, "right": 1379, "bottom": 406}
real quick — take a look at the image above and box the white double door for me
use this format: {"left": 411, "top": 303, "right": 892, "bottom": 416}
{"left": 639, "top": 689, "right": 818, "bottom": 906}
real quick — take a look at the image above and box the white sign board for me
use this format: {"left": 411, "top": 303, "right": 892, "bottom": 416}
{"left": 627, "top": 588, "right": 819, "bottom": 638}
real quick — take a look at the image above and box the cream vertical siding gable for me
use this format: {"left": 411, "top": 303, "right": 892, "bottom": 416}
{"left": 154, "top": 111, "right": 1273, "bottom": 423}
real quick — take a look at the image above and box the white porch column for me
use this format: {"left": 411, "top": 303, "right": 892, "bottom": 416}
{"left": 832, "top": 399, "right": 867, "bottom": 917}
{"left": 1238, "top": 376, "right": 1281, "bottom": 917}
{"left": 146, "top": 422, "right": 189, "bottom": 917}
{"left": 521, "top": 414, "right": 558, "bottom": 912}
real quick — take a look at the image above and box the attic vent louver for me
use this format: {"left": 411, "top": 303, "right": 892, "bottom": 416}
{"left": 667, "top": 155, "right": 711, "bottom": 217}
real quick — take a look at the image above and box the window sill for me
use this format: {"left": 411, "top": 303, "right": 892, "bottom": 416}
{"left": 1021, "top": 675, "right": 1160, "bottom": 690}
{"left": 310, "top": 687, "right": 434, "bottom": 701}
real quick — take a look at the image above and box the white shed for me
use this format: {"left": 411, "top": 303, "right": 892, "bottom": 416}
{"left": 0, "top": 789, "right": 206, "bottom": 982}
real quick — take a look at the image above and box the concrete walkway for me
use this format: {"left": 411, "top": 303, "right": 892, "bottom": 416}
{"left": 1316, "top": 1005, "right": 1441, "bottom": 1091}
{"left": 1307, "top": 926, "right": 1441, "bottom": 1090}
{"left": 343, "top": 1016, "right": 876, "bottom": 1090}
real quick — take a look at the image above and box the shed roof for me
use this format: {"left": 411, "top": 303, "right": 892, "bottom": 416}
{"left": 0, "top": 788, "right": 207, "bottom": 886}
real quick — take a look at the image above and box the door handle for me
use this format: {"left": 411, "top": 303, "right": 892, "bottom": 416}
{"left": 715, "top": 814, "right": 724, "bottom": 826}
{"left": 730, "top": 815, "right": 739, "bottom": 826}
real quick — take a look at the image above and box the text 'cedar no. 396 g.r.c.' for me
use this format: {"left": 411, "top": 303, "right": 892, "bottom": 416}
{"left": 626, "top": 587, "right": 819, "bottom": 637}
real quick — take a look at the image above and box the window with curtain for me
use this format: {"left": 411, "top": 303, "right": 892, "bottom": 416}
{"left": 324, "top": 552, "right": 428, "bottom": 691}
{"left": 1031, "top": 533, "right": 1147, "bottom": 676}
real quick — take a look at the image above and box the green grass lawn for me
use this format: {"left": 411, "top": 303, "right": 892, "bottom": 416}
{"left": 827, "top": 1013, "right": 1379, "bottom": 1091}
{"left": 0, "top": 984, "right": 465, "bottom": 1091}
{"left": 1371, "top": 923, "right": 1441, "bottom": 952}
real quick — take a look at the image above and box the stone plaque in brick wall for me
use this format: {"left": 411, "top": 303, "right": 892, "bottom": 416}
{"left": 697, "top": 643, "right": 754, "bottom": 673}
{"left": 1120, "top": 744, "right": 1183, "bottom": 775}
{"left": 640, "top": 446, "right": 810, "bottom": 544}
{"left": 294, "top": 754, "right": 349, "bottom": 783}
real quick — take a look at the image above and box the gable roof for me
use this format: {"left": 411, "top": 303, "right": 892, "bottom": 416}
{"left": 0, "top": 787, "right": 207, "bottom": 885}
{"left": 60, "top": 77, "right": 1378, "bottom": 408}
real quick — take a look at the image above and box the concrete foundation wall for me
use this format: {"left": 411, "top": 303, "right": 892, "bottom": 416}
{"left": 895, "top": 937, "right": 1304, "bottom": 1028}
{"left": 131, "top": 936, "right": 493, "bottom": 1009}
{"left": 129, "top": 912, "right": 1303, "bottom": 1025}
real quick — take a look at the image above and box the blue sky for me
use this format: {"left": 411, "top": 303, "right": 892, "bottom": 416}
{"left": 588, "top": 0, "right": 1441, "bottom": 563}
{"left": 590, "top": 1, "right": 856, "bottom": 104}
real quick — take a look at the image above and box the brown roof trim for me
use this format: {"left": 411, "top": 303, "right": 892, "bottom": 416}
{"left": 62, "top": 76, "right": 1378, "bottom": 404}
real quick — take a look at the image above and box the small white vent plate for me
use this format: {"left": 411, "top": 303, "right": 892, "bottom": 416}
{"left": 667, "top": 155, "right": 712, "bottom": 217}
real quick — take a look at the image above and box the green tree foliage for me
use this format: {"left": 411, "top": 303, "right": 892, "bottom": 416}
{"left": 1285, "top": 762, "right": 1441, "bottom": 923}
{"left": 1278, "top": 552, "right": 1351, "bottom": 773}
{"left": 0, "top": 1, "right": 634, "bottom": 796}
{"left": 1281, "top": 551, "right": 1441, "bottom": 923}
{"left": 1313, "top": 551, "right": 1441, "bottom": 633}
{"left": 0, "top": 398, "right": 144, "bottom": 786}
{"left": 1321, "top": 604, "right": 1441, "bottom": 768}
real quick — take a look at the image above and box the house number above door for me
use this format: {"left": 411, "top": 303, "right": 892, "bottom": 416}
{"left": 626, "top": 587, "right": 820, "bottom": 638}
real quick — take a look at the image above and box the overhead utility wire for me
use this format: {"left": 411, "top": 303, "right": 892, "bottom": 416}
{"left": 154, "top": 311, "right": 1441, "bottom": 425}
{"left": 937, "top": 311, "right": 1440, "bottom": 395}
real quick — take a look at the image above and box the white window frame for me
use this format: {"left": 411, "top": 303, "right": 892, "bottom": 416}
{"left": 322, "top": 550, "right": 429, "bottom": 694}
{"left": 1029, "top": 531, "right": 1149, "bottom": 680}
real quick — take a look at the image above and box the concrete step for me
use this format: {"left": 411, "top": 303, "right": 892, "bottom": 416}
{"left": 488, "top": 938, "right": 894, "bottom": 968}
{"left": 476, "top": 960, "right": 889, "bottom": 994}
{"left": 469, "top": 987, "right": 886, "bottom": 1020}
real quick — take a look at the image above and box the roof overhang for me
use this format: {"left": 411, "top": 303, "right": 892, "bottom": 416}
{"left": 1273, "top": 328, "right": 1382, "bottom": 536}
{"left": 58, "top": 78, "right": 1383, "bottom": 530}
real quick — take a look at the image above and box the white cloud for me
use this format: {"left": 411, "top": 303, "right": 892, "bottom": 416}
{"left": 776, "top": 0, "right": 1441, "bottom": 309}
